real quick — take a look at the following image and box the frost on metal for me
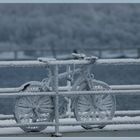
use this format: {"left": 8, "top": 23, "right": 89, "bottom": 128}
{"left": 13, "top": 53, "right": 115, "bottom": 134}
{"left": 0, "top": 58, "right": 140, "bottom": 68}
{"left": 0, "top": 53, "right": 140, "bottom": 136}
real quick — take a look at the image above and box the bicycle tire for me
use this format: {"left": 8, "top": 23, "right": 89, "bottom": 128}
{"left": 14, "top": 81, "right": 54, "bottom": 132}
{"left": 73, "top": 79, "right": 115, "bottom": 129}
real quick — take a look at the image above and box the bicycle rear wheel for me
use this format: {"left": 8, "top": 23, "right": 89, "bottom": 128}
{"left": 74, "top": 79, "right": 115, "bottom": 129}
{"left": 14, "top": 82, "right": 54, "bottom": 132}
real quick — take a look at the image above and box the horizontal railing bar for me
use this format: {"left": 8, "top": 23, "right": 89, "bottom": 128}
{"left": 115, "top": 110, "right": 140, "bottom": 117}
{"left": 58, "top": 90, "right": 140, "bottom": 96}
{"left": 0, "top": 85, "right": 140, "bottom": 93}
{"left": 0, "top": 122, "right": 55, "bottom": 128}
{"left": 63, "top": 110, "right": 140, "bottom": 118}
{"left": 64, "top": 111, "right": 140, "bottom": 119}
{"left": 0, "top": 89, "right": 140, "bottom": 98}
{"left": 0, "top": 91, "right": 56, "bottom": 98}
{"left": 111, "top": 85, "right": 140, "bottom": 90}
{"left": 1, "top": 118, "right": 140, "bottom": 128}
{"left": 0, "top": 88, "right": 22, "bottom": 93}
{"left": 38, "top": 58, "right": 140, "bottom": 65}
{"left": 1, "top": 110, "right": 140, "bottom": 121}
{"left": 0, "top": 86, "right": 69, "bottom": 93}
{"left": 0, "top": 61, "right": 46, "bottom": 68}
{"left": 59, "top": 119, "right": 140, "bottom": 126}
{"left": 95, "top": 59, "right": 140, "bottom": 65}
{"left": 38, "top": 58, "right": 92, "bottom": 65}
{"left": 0, "top": 115, "right": 14, "bottom": 120}
{"left": 0, "top": 58, "right": 140, "bottom": 67}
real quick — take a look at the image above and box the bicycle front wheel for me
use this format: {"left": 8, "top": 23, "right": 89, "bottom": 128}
{"left": 14, "top": 82, "right": 54, "bottom": 132}
{"left": 73, "top": 79, "right": 115, "bottom": 129}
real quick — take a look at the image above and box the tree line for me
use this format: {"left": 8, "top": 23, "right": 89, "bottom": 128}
{"left": 0, "top": 4, "right": 139, "bottom": 57}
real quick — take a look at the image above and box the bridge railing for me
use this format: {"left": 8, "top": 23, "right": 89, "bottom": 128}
{"left": 0, "top": 45, "right": 139, "bottom": 59}
{"left": 0, "top": 58, "right": 140, "bottom": 136}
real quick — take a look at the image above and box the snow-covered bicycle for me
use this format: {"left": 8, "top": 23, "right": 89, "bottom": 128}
{"left": 14, "top": 53, "right": 116, "bottom": 132}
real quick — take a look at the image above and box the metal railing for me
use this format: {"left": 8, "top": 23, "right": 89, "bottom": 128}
{"left": 0, "top": 46, "right": 139, "bottom": 60}
{"left": 0, "top": 58, "right": 140, "bottom": 136}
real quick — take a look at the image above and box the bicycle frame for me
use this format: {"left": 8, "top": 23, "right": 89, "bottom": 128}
{"left": 39, "top": 55, "right": 96, "bottom": 92}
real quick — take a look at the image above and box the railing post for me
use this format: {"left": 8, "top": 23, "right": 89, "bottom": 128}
{"left": 66, "top": 65, "right": 72, "bottom": 118}
{"left": 52, "top": 64, "right": 62, "bottom": 137}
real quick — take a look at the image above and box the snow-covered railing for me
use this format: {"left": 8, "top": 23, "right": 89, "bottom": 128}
{"left": 2, "top": 110, "right": 140, "bottom": 120}
{"left": 0, "top": 58, "right": 139, "bottom": 67}
{"left": 0, "top": 58, "right": 140, "bottom": 136}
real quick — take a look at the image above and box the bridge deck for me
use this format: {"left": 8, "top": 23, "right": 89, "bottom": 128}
{"left": 0, "top": 117, "right": 140, "bottom": 137}
{"left": 1, "top": 125, "right": 140, "bottom": 137}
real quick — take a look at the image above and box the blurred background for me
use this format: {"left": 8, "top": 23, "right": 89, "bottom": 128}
{"left": 0, "top": 3, "right": 139, "bottom": 59}
{"left": 0, "top": 3, "right": 140, "bottom": 114}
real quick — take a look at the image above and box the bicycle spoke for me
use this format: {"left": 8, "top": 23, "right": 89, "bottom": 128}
{"left": 74, "top": 80, "right": 115, "bottom": 129}
{"left": 14, "top": 83, "right": 54, "bottom": 132}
